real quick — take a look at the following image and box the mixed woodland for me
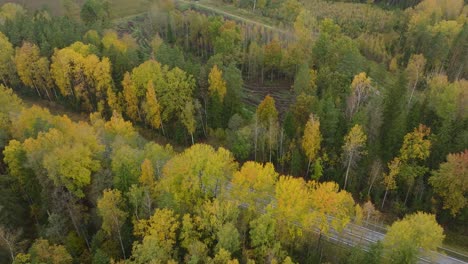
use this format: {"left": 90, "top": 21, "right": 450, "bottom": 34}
{"left": 0, "top": 0, "right": 466, "bottom": 263}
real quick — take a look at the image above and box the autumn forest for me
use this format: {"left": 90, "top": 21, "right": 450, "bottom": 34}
{"left": 0, "top": 0, "right": 466, "bottom": 263}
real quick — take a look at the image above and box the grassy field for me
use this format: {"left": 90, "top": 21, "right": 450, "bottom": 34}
{"left": 108, "top": 0, "right": 147, "bottom": 19}
{"left": 0, "top": 0, "right": 147, "bottom": 18}
{"left": 0, "top": 0, "right": 72, "bottom": 15}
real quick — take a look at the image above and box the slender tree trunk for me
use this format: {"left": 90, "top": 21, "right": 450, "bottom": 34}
{"left": 261, "top": 134, "right": 265, "bottom": 162}
{"left": 203, "top": 98, "right": 208, "bottom": 131}
{"left": 145, "top": 192, "right": 152, "bottom": 218}
{"left": 53, "top": 88, "right": 59, "bottom": 100}
{"left": 134, "top": 203, "right": 140, "bottom": 221}
{"left": 407, "top": 72, "right": 419, "bottom": 107}
{"left": 160, "top": 122, "right": 166, "bottom": 136}
{"left": 45, "top": 88, "right": 52, "bottom": 101}
{"left": 404, "top": 184, "right": 412, "bottom": 206}
{"left": 418, "top": 183, "right": 425, "bottom": 202}
{"left": 254, "top": 117, "right": 258, "bottom": 161}
{"left": 279, "top": 129, "right": 284, "bottom": 167}
{"left": 268, "top": 126, "right": 272, "bottom": 162}
{"left": 198, "top": 107, "right": 207, "bottom": 137}
{"left": 381, "top": 187, "right": 389, "bottom": 209}
{"left": 269, "top": 144, "right": 272, "bottom": 162}
{"left": 32, "top": 83, "right": 42, "bottom": 98}
{"left": 368, "top": 173, "right": 377, "bottom": 197}
{"left": 191, "top": 133, "right": 194, "bottom": 145}
{"left": 344, "top": 154, "right": 353, "bottom": 190}
{"left": 117, "top": 227, "right": 126, "bottom": 259}
{"left": 306, "top": 159, "right": 312, "bottom": 177}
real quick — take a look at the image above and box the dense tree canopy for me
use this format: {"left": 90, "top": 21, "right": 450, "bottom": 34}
{"left": 0, "top": 0, "right": 466, "bottom": 262}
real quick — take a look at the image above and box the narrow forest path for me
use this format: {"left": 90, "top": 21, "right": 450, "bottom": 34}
{"left": 176, "top": 0, "right": 290, "bottom": 35}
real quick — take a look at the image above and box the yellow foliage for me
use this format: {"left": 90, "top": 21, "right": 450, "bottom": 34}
{"left": 383, "top": 158, "right": 401, "bottom": 190}
{"left": 399, "top": 124, "right": 431, "bottom": 162}
{"left": 208, "top": 65, "right": 227, "bottom": 102}
{"left": 102, "top": 30, "right": 128, "bottom": 53}
{"left": 140, "top": 159, "right": 155, "bottom": 188}
{"left": 231, "top": 162, "right": 278, "bottom": 212}
{"left": 143, "top": 82, "right": 162, "bottom": 129}
{"left": 135, "top": 208, "right": 178, "bottom": 240}
{"left": 122, "top": 72, "right": 140, "bottom": 121}
{"left": 384, "top": 212, "right": 444, "bottom": 260}
{"left": 256, "top": 95, "right": 278, "bottom": 127}
{"left": 161, "top": 144, "right": 238, "bottom": 210}
{"left": 302, "top": 114, "right": 321, "bottom": 163}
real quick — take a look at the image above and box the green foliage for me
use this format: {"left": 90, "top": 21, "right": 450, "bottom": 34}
{"left": 383, "top": 212, "right": 444, "bottom": 264}
{"left": 249, "top": 211, "right": 283, "bottom": 262}
{"left": 0, "top": 84, "right": 22, "bottom": 148}
{"left": 429, "top": 150, "right": 468, "bottom": 216}
{"left": 28, "top": 239, "right": 73, "bottom": 264}
{"left": 0, "top": 32, "right": 16, "bottom": 85}
{"left": 80, "top": 0, "right": 110, "bottom": 28}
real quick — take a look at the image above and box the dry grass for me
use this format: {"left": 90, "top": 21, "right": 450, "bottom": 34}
{"left": 0, "top": 0, "right": 147, "bottom": 18}
{"left": 0, "top": 0, "right": 71, "bottom": 15}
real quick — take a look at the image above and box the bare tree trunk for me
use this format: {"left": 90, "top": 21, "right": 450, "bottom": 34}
{"left": 344, "top": 154, "right": 353, "bottom": 190}
{"left": 160, "top": 122, "right": 166, "bottom": 136}
{"left": 204, "top": 98, "right": 208, "bottom": 131}
{"left": 117, "top": 227, "right": 126, "bottom": 259}
{"left": 197, "top": 106, "right": 207, "bottom": 137}
{"left": 32, "top": 83, "right": 42, "bottom": 98}
{"left": 404, "top": 184, "right": 412, "bottom": 206}
{"left": 268, "top": 126, "right": 272, "bottom": 162}
{"left": 306, "top": 159, "right": 312, "bottom": 177}
{"left": 145, "top": 191, "right": 152, "bottom": 217}
{"left": 53, "top": 88, "right": 59, "bottom": 100}
{"left": 381, "top": 187, "right": 389, "bottom": 209}
{"left": 368, "top": 173, "right": 377, "bottom": 197}
{"left": 43, "top": 86, "right": 52, "bottom": 101}
{"left": 407, "top": 72, "right": 419, "bottom": 107}
{"left": 279, "top": 128, "right": 284, "bottom": 166}
{"left": 254, "top": 117, "right": 258, "bottom": 161}
{"left": 134, "top": 203, "right": 140, "bottom": 221}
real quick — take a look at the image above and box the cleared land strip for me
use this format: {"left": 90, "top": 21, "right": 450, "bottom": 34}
{"left": 176, "top": 0, "right": 290, "bottom": 35}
